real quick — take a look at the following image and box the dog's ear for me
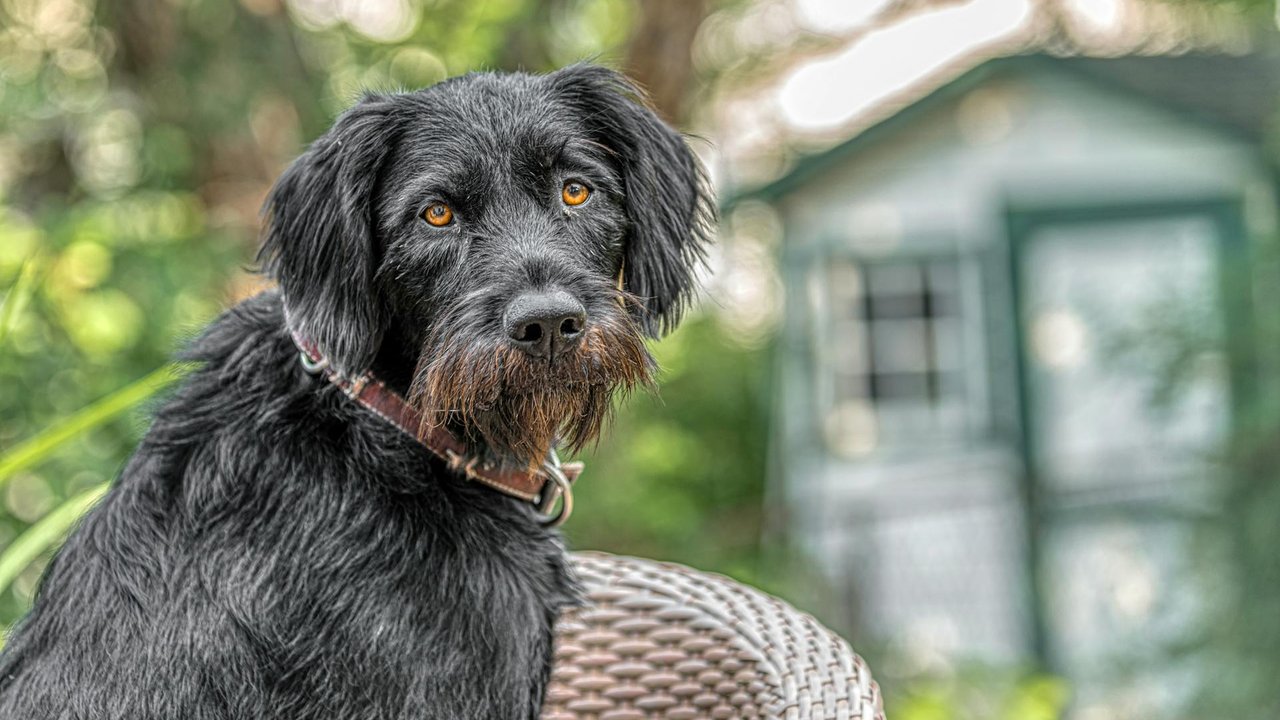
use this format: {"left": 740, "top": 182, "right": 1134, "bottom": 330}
{"left": 259, "top": 94, "right": 398, "bottom": 376}
{"left": 549, "top": 65, "right": 714, "bottom": 336}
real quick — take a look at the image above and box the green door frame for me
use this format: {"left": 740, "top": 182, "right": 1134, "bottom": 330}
{"left": 1004, "top": 196, "right": 1253, "bottom": 671}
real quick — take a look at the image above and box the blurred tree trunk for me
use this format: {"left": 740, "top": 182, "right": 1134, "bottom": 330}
{"left": 623, "top": 0, "right": 712, "bottom": 124}
{"left": 105, "top": 0, "right": 177, "bottom": 77}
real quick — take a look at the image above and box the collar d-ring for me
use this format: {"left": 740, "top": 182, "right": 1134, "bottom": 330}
{"left": 299, "top": 351, "right": 329, "bottom": 375}
{"left": 534, "top": 451, "right": 575, "bottom": 527}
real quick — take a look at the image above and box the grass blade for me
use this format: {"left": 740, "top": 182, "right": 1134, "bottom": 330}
{"left": 0, "top": 482, "right": 109, "bottom": 597}
{"left": 0, "top": 257, "right": 41, "bottom": 348}
{"left": 0, "top": 365, "right": 184, "bottom": 488}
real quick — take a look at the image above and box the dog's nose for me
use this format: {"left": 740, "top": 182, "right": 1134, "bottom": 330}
{"left": 503, "top": 290, "right": 587, "bottom": 359}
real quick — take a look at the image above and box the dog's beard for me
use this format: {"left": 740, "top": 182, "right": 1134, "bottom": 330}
{"left": 408, "top": 311, "right": 653, "bottom": 467}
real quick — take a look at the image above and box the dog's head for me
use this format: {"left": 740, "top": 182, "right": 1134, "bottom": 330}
{"left": 260, "top": 65, "right": 713, "bottom": 466}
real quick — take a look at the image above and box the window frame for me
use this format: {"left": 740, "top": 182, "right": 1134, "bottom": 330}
{"left": 811, "top": 245, "right": 991, "bottom": 458}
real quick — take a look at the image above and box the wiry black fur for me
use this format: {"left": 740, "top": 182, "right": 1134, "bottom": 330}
{"left": 0, "top": 65, "right": 711, "bottom": 719}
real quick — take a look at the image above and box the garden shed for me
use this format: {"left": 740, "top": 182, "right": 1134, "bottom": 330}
{"left": 740, "top": 51, "right": 1280, "bottom": 715}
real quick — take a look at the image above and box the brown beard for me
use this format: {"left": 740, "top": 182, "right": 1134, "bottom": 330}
{"left": 408, "top": 311, "right": 654, "bottom": 468}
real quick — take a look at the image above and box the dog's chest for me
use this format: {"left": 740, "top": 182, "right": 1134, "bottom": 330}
{"left": 199, "top": 474, "right": 570, "bottom": 716}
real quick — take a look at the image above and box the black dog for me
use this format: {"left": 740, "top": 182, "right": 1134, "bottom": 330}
{"left": 0, "top": 65, "right": 711, "bottom": 719}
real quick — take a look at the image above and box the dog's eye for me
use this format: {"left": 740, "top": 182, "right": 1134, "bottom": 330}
{"left": 561, "top": 181, "right": 590, "bottom": 207}
{"left": 422, "top": 202, "right": 454, "bottom": 227}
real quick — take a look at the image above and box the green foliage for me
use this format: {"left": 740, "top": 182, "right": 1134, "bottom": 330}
{"left": 0, "top": 365, "right": 182, "bottom": 488}
{"left": 566, "top": 315, "right": 774, "bottom": 585}
{"left": 0, "top": 258, "right": 39, "bottom": 348}
{"left": 1166, "top": 0, "right": 1275, "bottom": 10}
{"left": 1177, "top": 234, "right": 1280, "bottom": 720}
{"left": 890, "top": 671, "right": 1068, "bottom": 720}
{"left": 0, "top": 483, "right": 108, "bottom": 599}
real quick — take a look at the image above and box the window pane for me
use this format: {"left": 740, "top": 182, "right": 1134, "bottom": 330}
{"left": 926, "top": 260, "right": 959, "bottom": 293}
{"left": 823, "top": 255, "right": 975, "bottom": 451}
{"left": 870, "top": 372, "right": 932, "bottom": 400}
{"left": 867, "top": 263, "right": 923, "bottom": 296}
{"left": 870, "top": 318, "right": 931, "bottom": 373}
{"left": 931, "top": 317, "right": 964, "bottom": 373}
{"left": 835, "top": 372, "right": 869, "bottom": 401}
{"left": 869, "top": 293, "right": 925, "bottom": 319}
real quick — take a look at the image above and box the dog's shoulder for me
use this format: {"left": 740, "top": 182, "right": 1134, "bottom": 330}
{"left": 143, "top": 288, "right": 338, "bottom": 457}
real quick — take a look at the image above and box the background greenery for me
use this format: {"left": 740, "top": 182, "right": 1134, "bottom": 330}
{"left": 4, "top": 1, "right": 1280, "bottom": 719}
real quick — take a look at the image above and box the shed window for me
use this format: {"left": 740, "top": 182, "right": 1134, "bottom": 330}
{"left": 824, "top": 257, "right": 971, "bottom": 452}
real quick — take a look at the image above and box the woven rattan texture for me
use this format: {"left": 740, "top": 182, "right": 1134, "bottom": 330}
{"left": 543, "top": 553, "right": 884, "bottom": 720}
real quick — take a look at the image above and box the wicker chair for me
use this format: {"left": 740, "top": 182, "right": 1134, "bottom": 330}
{"left": 544, "top": 552, "right": 885, "bottom": 720}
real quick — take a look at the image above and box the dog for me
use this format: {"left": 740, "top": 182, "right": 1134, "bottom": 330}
{"left": 0, "top": 64, "right": 712, "bottom": 719}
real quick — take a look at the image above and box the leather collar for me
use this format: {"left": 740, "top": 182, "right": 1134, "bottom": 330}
{"left": 287, "top": 329, "right": 582, "bottom": 526}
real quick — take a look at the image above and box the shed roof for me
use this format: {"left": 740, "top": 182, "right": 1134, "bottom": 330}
{"left": 732, "top": 52, "right": 1280, "bottom": 206}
